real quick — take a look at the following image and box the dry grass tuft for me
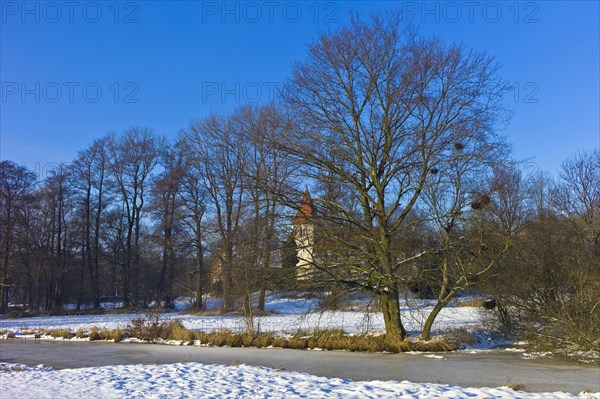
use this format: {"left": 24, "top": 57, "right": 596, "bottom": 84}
{"left": 251, "top": 333, "right": 272, "bottom": 348}
{"left": 506, "top": 382, "right": 526, "bottom": 391}
{"left": 48, "top": 329, "right": 73, "bottom": 339}
{"left": 111, "top": 328, "right": 124, "bottom": 342}
{"left": 458, "top": 299, "right": 485, "bottom": 307}
{"left": 88, "top": 326, "right": 102, "bottom": 341}
{"left": 162, "top": 320, "right": 195, "bottom": 341}
{"left": 88, "top": 326, "right": 123, "bottom": 342}
{"left": 271, "top": 336, "right": 286, "bottom": 348}
{"left": 446, "top": 328, "right": 476, "bottom": 346}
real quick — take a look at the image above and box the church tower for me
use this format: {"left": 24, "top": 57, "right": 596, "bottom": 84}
{"left": 292, "top": 188, "right": 315, "bottom": 280}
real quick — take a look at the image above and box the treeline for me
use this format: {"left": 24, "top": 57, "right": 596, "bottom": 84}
{"left": 485, "top": 153, "right": 599, "bottom": 352}
{"left": 1, "top": 14, "right": 598, "bottom": 353}
{"left": 0, "top": 105, "right": 296, "bottom": 314}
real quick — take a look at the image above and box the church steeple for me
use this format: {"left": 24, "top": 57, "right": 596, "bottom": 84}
{"left": 292, "top": 187, "right": 315, "bottom": 280}
{"left": 293, "top": 187, "right": 314, "bottom": 225}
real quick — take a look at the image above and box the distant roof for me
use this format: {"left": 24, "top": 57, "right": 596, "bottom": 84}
{"left": 293, "top": 188, "right": 314, "bottom": 225}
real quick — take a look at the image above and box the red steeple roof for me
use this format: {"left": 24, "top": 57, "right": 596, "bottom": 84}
{"left": 293, "top": 188, "right": 314, "bottom": 225}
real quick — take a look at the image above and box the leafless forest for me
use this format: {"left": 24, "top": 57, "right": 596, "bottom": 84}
{"left": 1, "top": 15, "right": 598, "bottom": 353}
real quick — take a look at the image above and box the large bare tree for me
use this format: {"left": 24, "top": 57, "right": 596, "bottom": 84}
{"left": 149, "top": 146, "right": 184, "bottom": 308}
{"left": 108, "top": 127, "right": 163, "bottom": 307}
{"left": 183, "top": 113, "right": 248, "bottom": 311}
{"left": 42, "top": 165, "right": 74, "bottom": 310}
{"left": 236, "top": 104, "right": 296, "bottom": 311}
{"left": 71, "top": 136, "right": 111, "bottom": 308}
{"left": 280, "top": 14, "right": 508, "bottom": 342}
{"left": 175, "top": 138, "right": 208, "bottom": 311}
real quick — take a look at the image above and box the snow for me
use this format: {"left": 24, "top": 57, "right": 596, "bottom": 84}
{"left": 1, "top": 362, "right": 596, "bottom": 399}
{"left": 1, "top": 295, "right": 598, "bottom": 398}
{"left": 423, "top": 354, "right": 446, "bottom": 359}
{"left": 0, "top": 294, "right": 483, "bottom": 338}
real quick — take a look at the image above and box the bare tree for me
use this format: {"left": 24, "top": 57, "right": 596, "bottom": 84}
{"left": 0, "top": 161, "right": 36, "bottom": 311}
{"left": 71, "top": 136, "right": 112, "bottom": 308}
{"left": 176, "top": 138, "right": 208, "bottom": 311}
{"left": 183, "top": 114, "right": 248, "bottom": 311}
{"left": 42, "top": 165, "right": 74, "bottom": 310}
{"left": 555, "top": 149, "right": 600, "bottom": 246}
{"left": 280, "top": 14, "right": 508, "bottom": 342}
{"left": 237, "top": 104, "right": 296, "bottom": 311}
{"left": 417, "top": 159, "right": 511, "bottom": 339}
{"left": 150, "top": 146, "right": 184, "bottom": 308}
{"left": 102, "top": 205, "right": 128, "bottom": 302}
{"left": 108, "top": 128, "right": 163, "bottom": 307}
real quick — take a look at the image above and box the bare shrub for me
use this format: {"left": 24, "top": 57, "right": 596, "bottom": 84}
{"left": 125, "top": 313, "right": 165, "bottom": 341}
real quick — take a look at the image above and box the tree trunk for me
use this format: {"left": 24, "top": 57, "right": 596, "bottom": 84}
{"left": 192, "top": 219, "right": 203, "bottom": 311}
{"left": 133, "top": 205, "right": 141, "bottom": 306}
{"left": 193, "top": 262, "right": 203, "bottom": 311}
{"left": 93, "top": 179, "right": 103, "bottom": 309}
{"left": 222, "top": 242, "right": 235, "bottom": 311}
{"left": 77, "top": 243, "right": 85, "bottom": 310}
{"left": 421, "top": 301, "right": 447, "bottom": 340}
{"left": 156, "top": 244, "right": 168, "bottom": 307}
{"left": 1, "top": 204, "right": 12, "bottom": 312}
{"left": 258, "top": 286, "right": 266, "bottom": 312}
{"left": 380, "top": 288, "right": 407, "bottom": 343}
{"left": 122, "top": 204, "right": 133, "bottom": 308}
{"left": 0, "top": 246, "right": 9, "bottom": 312}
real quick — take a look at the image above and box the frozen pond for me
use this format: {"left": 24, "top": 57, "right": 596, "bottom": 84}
{"left": 1, "top": 340, "right": 598, "bottom": 394}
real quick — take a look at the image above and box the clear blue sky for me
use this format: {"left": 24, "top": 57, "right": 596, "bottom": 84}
{"left": 1, "top": 1, "right": 598, "bottom": 178}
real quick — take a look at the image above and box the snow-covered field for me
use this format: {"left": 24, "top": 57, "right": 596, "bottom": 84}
{"left": 1, "top": 295, "right": 598, "bottom": 398}
{"left": 1, "top": 362, "right": 597, "bottom": 399}
{"left": 0, "top": 294, "right": 482, "bottom": 337}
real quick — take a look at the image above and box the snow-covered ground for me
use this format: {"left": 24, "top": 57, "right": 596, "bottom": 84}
{"left": 0, "top": 294, "right": 483, "bottom": 337}
{"left": 1, "top": 362, "right": 597, "bottom": 399}
{"left": 1, "top": 295, "right": 598, "bottom": 398}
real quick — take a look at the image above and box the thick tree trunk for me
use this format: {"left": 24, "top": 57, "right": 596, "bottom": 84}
{"left": 222, "top": 243, "right": 235, "bottom": 311}
{"left": 380, "top": 288, "right": 407, "bottom": 343}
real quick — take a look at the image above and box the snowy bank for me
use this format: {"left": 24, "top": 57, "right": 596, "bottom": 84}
{"left": 1, "top": 362, "right": 597, "bottom": 399}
